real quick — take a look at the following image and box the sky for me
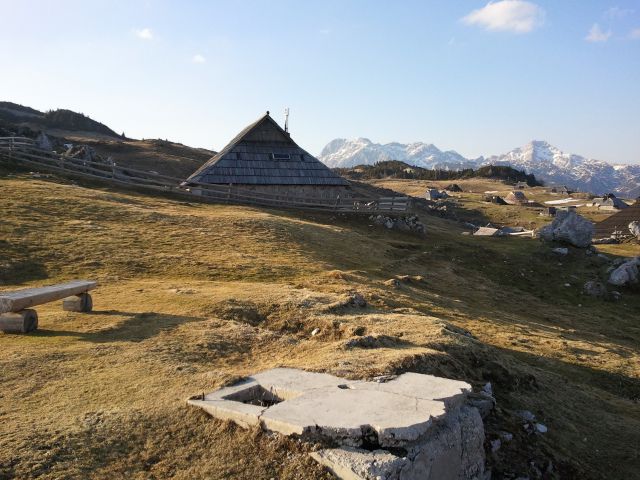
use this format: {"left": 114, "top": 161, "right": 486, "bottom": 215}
{"left": 1, "top": 0, "right": 639, "bottom": 164}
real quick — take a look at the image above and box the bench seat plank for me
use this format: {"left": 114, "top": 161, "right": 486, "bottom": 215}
{"left": 0, "top": 280, "right": 97, "bottom": 314}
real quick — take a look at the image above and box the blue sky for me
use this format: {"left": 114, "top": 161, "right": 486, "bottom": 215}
{"left": 1, "top": 0, "right": 639, "bottom": 163}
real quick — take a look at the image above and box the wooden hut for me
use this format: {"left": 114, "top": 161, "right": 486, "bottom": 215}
{"left": 504, "top": 190, "right": 528, "bottom": 205}
{"left": 594, "top": 199, "right": 640, "bottom": 238}
{"left": 184, "top": 112, "right": 350, "bottom": 201}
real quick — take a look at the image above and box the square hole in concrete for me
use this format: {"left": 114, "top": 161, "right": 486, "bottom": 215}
{"left": 223, "top": 385, "right": 285, "bottom": 407}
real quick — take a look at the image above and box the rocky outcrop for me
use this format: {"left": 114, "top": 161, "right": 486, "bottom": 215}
{"left": 608, "top": 257, "right": 640, "bottom": 286}
{"left": 539, "top": 211, "right": 594, "bottom": 248}
{"left": 629, "top": 221, "right": 640, "bottom": 239}
{"left": 370, "top": 215, "right": 426, "bottom": 235}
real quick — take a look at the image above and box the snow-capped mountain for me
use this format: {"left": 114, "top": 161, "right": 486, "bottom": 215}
{"left": 320, "top": 138, "right": 478, "bottom": 171}
{"left": 319, "top": 138, "right": 640, "bottom": 197}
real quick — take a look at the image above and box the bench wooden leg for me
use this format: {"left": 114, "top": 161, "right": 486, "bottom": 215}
{"left": 0, "top": 309, "right": 38, "bottom": 333}
{"left": 62, "top": 293, "right": 93, "bottom": 313}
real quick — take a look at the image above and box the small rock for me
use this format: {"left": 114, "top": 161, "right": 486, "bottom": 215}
{"left": 629, "top": 221, "right": 640, "bottom": 239}
{"left": 535, "top": 423, "right": 548, "bottom": 433}
{"left": 552, "top": 247, "right": 568, "bottom": 255}
{"left": 583, "top": 280, "right": 607, "bottom": 297}
{"left": 311, "top": 328, "right": 320, "bottom": 336}
{"left": 490, "top": 439, "right": 501, "bottom": 452}
{"left": 482, "top": 382, "right": 493, "bottom": 396}
{"left": 500, "top": 431, "right": 513, "bottom": 442}
{"left": 516, "top": 410, "right": 536, "bottom": 422}
{"left": 608, "top": 257, "right": 640, "bottom": 286}
{"left": 349, "top": 293, "right": 367, "bottom": 308}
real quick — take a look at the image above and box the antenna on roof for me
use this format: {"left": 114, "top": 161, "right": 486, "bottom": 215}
{"left": 284, "top": 107, "right": 290, "bottom": 133}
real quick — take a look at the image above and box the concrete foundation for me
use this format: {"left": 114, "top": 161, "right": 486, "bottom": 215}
{"left": 0, "top": 309, "right": 38, "bottom": 333}
{"left": 189, "top": 368, "right": 486, "bottom": 479}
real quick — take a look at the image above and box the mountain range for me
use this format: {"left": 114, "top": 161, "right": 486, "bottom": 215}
{"left": 319, "top": 138, "right": 640, "bottom": 198}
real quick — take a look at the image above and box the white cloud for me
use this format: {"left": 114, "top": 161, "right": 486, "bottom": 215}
{"left": 462, "top": 0, "right": 545, "bottom": 34}
{"left": 192, "top": 54, "right": 206, "bottom": 64}
{"left": 631, "top": 28, "right": 640, "bottom": 39}
{"left": 135, "top": 28, "right": 153, "bottom": 40}
{"left": 604, "top": 6, "right": 633, "bottom": 20}
{"left": 585, "top": 23, "right": 612, "bottom": 42}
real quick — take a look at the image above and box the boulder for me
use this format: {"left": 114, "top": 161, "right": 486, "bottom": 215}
{"left": 539, "top": 211, "right": 594, "bottom": 248}
{"left": 608, "top": 257, "right": 640, "bottom": 286}
{"left": 583, "top": 280, "right": 607, "bottom": 297}
{"left": 629, "top": 221, "right": 640, "bottom": 239}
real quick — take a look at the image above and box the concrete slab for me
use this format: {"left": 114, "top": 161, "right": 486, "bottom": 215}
{"left": 189, "top": 368, "right": 471, "bottom": 447}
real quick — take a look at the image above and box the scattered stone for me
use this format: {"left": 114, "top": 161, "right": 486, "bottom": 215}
{"left": 311, "top": 328, "right": 320, "bottom": 336}
{"left": 629, "top": 221, "right": 640, "bottom": 239}
{"left": 539, "top": 210, "right": 594, "bottom": 248}
{"left": 583, "top": 280, "right": 607, "bottom": 298}
{"left": 535, "top": 423, "right": 548, "bottom": 434}
{"left": 552, "top": 247, "right": 568, "bottom": 255}
{"left": 516, "top": 410, "right": 536, "bottom": 422}
{"left": 466, "top": 392, "right": 495, "bottom": 419}
{"left": 608, "top": 257, "right": 640, "bottom": 286}
{"left": 611, "top": 291, "right": 622, "bottom": 301}
{"left": 490, "top": 438, "right": 501, "bottom": 453}
{"left": 349, "top": 293, "right": 367, "bottom": 308}
{"left": 369, "top": 215, "right": 426, "bottom": 235}
{"left": 482, "top": 382, "right": 493, "bottom": 396}
{"left": 500, "top": 431, "right": 514, "bottom": 442}
{"left": 384, "top": 278, "right": 401, "bottom": 288}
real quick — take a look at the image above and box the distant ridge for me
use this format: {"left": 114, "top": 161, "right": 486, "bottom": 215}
{"left": 320, "top": 138, "right": 640, "bottom": 197}
{"left": 0, "top": 101, "right": 119, "bottom": 137}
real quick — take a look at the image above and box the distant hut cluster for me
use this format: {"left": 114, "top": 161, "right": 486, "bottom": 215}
{"left": 184, "top": 112, "right": 350, "bottom": 202}
{"left": 594, "top": 198, "right": 640, "bottom": 239}
{"left": 588, "top": 193, "right": 628, "bottom": 211}
{"left": 549, "top": 185, "right": 573, "bottom": 195}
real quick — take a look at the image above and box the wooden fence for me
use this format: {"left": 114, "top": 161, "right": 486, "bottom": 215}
{"left": 0, "top": 137, "right": 411, "bottom": 214}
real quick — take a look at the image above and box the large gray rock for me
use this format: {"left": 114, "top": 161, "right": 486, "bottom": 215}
{"left": 539, "top": 211, "right": 594, "bottom": 248}
{"left": 608, "top": 257, "right": 640, "bottom": 286}
{"left": 629, "top": 221, "right": 640, "bottom": 239}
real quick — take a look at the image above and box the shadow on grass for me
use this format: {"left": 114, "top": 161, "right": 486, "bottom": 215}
{"left": 34, "top": 311, "right": 202, "bottom": 343}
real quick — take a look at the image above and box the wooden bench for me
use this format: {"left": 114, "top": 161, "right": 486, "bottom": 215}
{"left": 0, "top": 280, "right": 97, "bottom": 333}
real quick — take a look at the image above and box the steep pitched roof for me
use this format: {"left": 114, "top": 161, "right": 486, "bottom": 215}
{"left": 594, "top": 199, "right": 640, "bottom": 237}
{"left": 186, "top": 113, "right": 349, "bottom": 186}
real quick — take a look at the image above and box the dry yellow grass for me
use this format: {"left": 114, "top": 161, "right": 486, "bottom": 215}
{"left": 1, "top": 174, "right": 639, "bottom": 479}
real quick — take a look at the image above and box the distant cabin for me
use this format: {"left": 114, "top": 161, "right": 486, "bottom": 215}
{"left": 514, "top": 181, "right": 528, "bottom": 189}
{"left": 589, "top": 193, "right": 628, "bottom": 211}
{"left": 504, "top": 191, "right": 528, "bottom": 205}
{"left": 550, "top": 185, "right": 573, "bottom": 195}
{"left": 184, "top": 112, "right": 350, "bottom": 201}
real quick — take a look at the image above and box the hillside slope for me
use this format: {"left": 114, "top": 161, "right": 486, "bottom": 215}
{"left": 0, "top": 173, "right": 639, "bottom": 479}
{"left": 0, "top": 102, "right": 213, "bottom": 179}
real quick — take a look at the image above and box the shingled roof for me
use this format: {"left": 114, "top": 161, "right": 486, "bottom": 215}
{"left": 186, "top": 113, "right": 349, "bottom": 186}
{"left": 594, "top": 199, "right": 640, "bottom": 238}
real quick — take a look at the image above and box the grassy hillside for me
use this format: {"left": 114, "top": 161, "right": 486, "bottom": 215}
{"left": 0, "top": 173, "right": 639, "bottom": 479}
